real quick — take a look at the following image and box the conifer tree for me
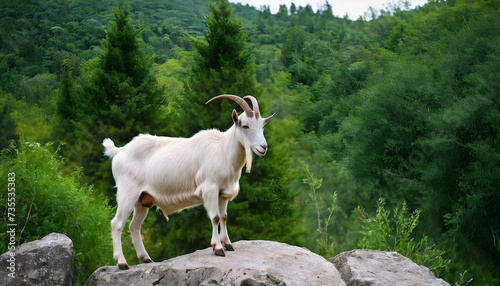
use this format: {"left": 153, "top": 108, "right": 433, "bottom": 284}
{"left": 73, "top": 4, "right": 164, "bottom": 196}
{"left": 57, "top": 60, "right": 77, "bottom": 123}
{"left": 86, "top": 4, "right": 163, "bottom": 129}
{"left": 184, "top": 0, "right": 257, "bottom": 135}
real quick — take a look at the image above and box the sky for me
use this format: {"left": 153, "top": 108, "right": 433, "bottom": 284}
{"left": 229, "top": 0, "right": 429, "bottom": 19}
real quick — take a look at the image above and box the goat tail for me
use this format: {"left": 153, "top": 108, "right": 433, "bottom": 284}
{"left": 103, "top": 138, "right": 121, "bottom": 158}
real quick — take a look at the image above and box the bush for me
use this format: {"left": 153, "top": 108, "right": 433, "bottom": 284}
{"left": 302, "top": 163, "right": 337, "bottom": 258}
{"left": 356, "top": 198, "right": 450, "bottom": 277}
{"left": 0, "top": 140, "right": 114, "bottom": 284}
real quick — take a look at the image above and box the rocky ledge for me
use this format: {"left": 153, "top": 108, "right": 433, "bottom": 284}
{"left": 86, "top": 240, "right": 450, "bottom": 286}
{"left": 85, "top": 240, "right": 345, "bottom": 286}
{"left": 1, "top": 233, "right": 450, "bottom": 286}
{"left": 330, "top": 249, "right": 449, "bottom": 286}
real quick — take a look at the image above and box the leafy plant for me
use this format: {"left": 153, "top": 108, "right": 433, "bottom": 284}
{"left": 303, "top": 163, "right": 337, "bottom": 258}
{"left": 356, "top": 198, "right": 450, "bottom": 276}
{"left": 0, "top": 140, "right": 114, "bottom": 285}
{"left": 455, "top": 270, "right": 473, "bottom": 286}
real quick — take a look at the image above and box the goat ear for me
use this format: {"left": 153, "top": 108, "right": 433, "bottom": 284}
{"left": 232, "top": 109, "right": 239, "bottom": 124}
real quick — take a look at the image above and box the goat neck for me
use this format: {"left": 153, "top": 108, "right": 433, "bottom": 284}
{"left": 223, "top": 124, "right": 250, "bottom": 173}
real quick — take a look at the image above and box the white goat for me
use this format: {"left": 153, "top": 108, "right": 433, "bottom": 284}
{"left": 103, "top": 94, "right": 274, "bottom": 270}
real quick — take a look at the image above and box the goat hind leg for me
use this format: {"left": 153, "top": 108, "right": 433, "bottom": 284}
{"left": 111, "top": 198, "right": 135, "bottom": 270}
{"left": 130, "top": 203, "right": 153, "bottom": 263}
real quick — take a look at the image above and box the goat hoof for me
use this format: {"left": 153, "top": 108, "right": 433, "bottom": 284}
{"left": 224, "top": 244, "right": 234, "bottom": 251}
{"left": 214, "top": 249, "right": 225, "bottom": 257}
{"left": 142, "top": 258, "right": 154, "bottom": 263}
{"left": 118, "top": 263, "right": 129, "bottom": 270}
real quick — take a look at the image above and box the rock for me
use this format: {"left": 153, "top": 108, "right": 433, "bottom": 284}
{"left": 329, "top": 249, "right": 450, "bottom": 286}
{"left": 0, "top": 232, "right": 74, "bottom": 286}
{"left": 86, "top": 240, "right": 346, "bottom": 286}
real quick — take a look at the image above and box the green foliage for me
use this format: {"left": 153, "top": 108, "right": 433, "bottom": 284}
{"left": 184, "top": 0, "right": 257, "bottom": 135}
{"left": 196, "top": 0, "right": 249, "bottom": 72}
{"left": 57, "top": 60, "right": 78, "bottom": 123}
{"left": 85, "top": 4, "right": 164, "bottom": 123}
{"left": 356, "top": 198, "right": 450, "bottom": 276}
{"left": 10, "top": 99, "right": 56, "bottom": 144}
{"left": 455, "top": 270, "right": 473, "bottom": 286}
{"left": 0, "top": 92, "right": 17, "bottom": 149}
{"left": 2, "top": 0, "right": 500, "bottom": 284}
{"left": 303, "top": 163, "right": 337, "bottom": 258}
{"left": 0, "top": 140, "right": 114, "bottom": 284}
{"left": 67, "top": 4, "right": 166, "bottom": 197}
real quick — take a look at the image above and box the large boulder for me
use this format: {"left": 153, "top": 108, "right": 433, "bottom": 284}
{"left": 0, "top": 232, "right": 74, "bottom": 286}
{"left": 329, "top": 249, "right": 449, "bottom": 286}
{"left": 85, "top": 240, "right": 346, "bottom": 286}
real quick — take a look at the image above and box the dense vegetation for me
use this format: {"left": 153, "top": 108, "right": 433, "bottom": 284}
{"left": 1, "top": 0, "right": 499, "bottom": 284}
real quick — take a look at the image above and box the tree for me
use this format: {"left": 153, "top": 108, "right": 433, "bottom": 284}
{"left": 278, "top": 5, "right": 288, "bottom": 19}
{"left": 71, "top": 4, "right": 165, "bottom": 197}
{"left": 0, "top": 91, "right": 17, "bottom": 149}
{"left": 426, "top": 44, "right": 500, "bottom": 267}
{"left": 183, "top": 0, "right": 258, "bottom": 135}
{"left": 281, "top": 26, "right": 306, "bottom": 68}
{"left": 57, "top": 60, "right": 78, "bottom": 124}
{"left": 290, "top": 3, "right": 297, "bottom": 15}
{"left": 85, "top": 4, "right": 164, "bottom": 125}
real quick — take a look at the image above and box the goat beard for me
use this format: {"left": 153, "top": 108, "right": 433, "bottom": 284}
{"left": 245, "top": 146, "right": 253, "bottom": 173}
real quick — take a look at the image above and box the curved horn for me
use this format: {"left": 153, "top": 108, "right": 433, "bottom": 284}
{"left": 264, "top": 113, "right": 275, "bottom": 124}
{"left": 243, "top": 95, "right": 260, "bottom": 118}
{"left": 206, "top": 94, "right": 253, "bottom": 117}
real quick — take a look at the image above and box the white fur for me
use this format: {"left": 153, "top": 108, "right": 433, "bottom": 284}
{"left": 104, "top": 109, "right": 272, "bottom": 269}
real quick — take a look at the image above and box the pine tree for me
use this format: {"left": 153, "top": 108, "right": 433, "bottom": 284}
{"left": 73, "top": 4, "right": 165, "bottom": 197}
{"left": 57, "top": 60, "right": 77, "bottom": 123}
{"left": 86, "top": 4, "right": 164, "bottom": 129}
{"left": 183, "top": 0, "right": 257, "bottom": 136}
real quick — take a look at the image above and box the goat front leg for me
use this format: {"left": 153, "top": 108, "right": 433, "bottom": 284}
{"left": 219, "top": 198, "right": 234, "bottom": 251}
{"left": 203, "top": 186, "right": 225, "bottom": 256}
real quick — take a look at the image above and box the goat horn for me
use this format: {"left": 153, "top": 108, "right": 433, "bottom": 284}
{"left": 243, "top": 95, "right": 260, "bottom": 118}
{"left": 206, "top": 94, "right": 254, "bottom": 117}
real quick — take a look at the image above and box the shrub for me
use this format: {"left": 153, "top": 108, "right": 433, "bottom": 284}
{"left": 0, "top": 140, "right": 114, "bottom": 284}
{"left": 303, "top": 163, "right": 337, "bottom": 258}
{"left": 356, "top": 198, "right": 450, "bottom": 277}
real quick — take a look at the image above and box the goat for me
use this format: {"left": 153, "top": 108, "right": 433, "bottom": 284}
{"left": 103, "top": 94, "right": 274, "bottom": 270}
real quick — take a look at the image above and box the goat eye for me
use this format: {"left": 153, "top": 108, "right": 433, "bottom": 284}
{"left": 242, "top": 125, "right": 249, "bottom": 129}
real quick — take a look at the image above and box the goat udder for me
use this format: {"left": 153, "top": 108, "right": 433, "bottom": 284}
{"left": 139, "top": 191, "right": 155, "bottom": 208}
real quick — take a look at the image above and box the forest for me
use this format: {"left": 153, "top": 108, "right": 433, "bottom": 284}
{"left": 0, "top": 0, "right": 499, "bottom": 284}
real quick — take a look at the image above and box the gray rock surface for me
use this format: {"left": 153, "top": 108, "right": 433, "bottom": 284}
{"left": 0, "top": 232, "right": 74, "bottom": 286}
{"left": 2, "top": 235, "right": 450, "bottom": 286}
{"left": 329, "top": 249, "right": 450, "bottom": 286}
{"left": 85, "top": 240, "right": 346, "bottom": 286}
